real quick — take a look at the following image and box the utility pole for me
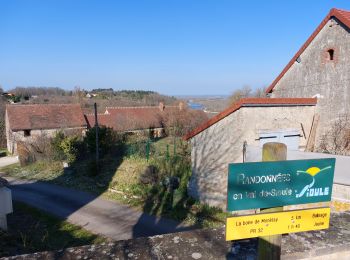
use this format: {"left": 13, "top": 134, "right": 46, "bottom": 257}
{"left": 94, "top": 102, "right": 99, "bottom": 165}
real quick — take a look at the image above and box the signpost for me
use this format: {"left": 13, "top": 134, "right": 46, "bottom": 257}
{"left": 225, "top": 142, "right": 336, "bottom": 260}
{"left": 226, "top": 207, "right": 330, "bottom": 240}
{"left": 227, "top": 158, "right": 335, "bottom": 211}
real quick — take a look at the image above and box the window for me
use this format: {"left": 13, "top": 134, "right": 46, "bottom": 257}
{"left": 327, "top": 49, "right": 334, "bottom": 61}
{"left": 24, "top": 130, "right": 31, "bottom": 137}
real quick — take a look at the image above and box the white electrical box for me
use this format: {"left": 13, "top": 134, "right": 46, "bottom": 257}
{"left": 0, "top": 187, "right": 13, "bottom": 215}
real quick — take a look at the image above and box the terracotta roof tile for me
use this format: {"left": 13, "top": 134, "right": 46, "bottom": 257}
{"left": 183, "top": 98, "right": 317, "bottom": 140}
{"left": 84, "top": 114, "right": 113, "bottom": 128}
{"left": 6, "top": 104, "right": 87, "bottom": 131}
{"left": 85, "top": 105, "right": 208, "bottom": 132}
{"left": 266, "top": 8, "right": 350, "bottom": 93}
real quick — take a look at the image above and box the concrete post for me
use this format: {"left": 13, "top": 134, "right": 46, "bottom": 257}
{"left": 0, "top": 215, "right": 7, "bottom": 231}
{"left": 0, "top": 180, "right": 13, "bottom": 231}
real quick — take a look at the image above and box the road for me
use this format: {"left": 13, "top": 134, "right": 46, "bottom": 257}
{"left": 0, "top": 156, "right": 18, "bottom": 168}
{"left": 2, "top": 176, "right": 194, "bottom": 241}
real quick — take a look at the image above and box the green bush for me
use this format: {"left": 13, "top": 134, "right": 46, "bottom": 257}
{"left": 86, "top": 159, "right": 99, "bottom": 177}
{"left": 60, "top": 136, "right": 81, "bottom": 164}
{"left": 50, "top": 132, "right": 82, "bottom": 164}
{"left": 84, "top": 126, "right": 124, "bottom": 155}
{"left": 51, "top": 131, "right": 65, "bottom": 160}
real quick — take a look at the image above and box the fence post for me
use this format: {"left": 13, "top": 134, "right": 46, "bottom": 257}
{"left": 166, "top": 144, "right": 170, "bottom": 160}
{"left": 257, "top": 142, "right": 287, "bottom": 260}
{"left": 146, "top": 140, "right": 150, "bottom": 161}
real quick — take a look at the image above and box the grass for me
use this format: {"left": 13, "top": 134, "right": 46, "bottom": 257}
{"left": 0, "top": 202, "right": 106, "bottom": 257}
{"left": 0, "top": 148, "right": 9, "bottom": 157}
{"left": 0, "top": 137, "right": 228, "bottom": 228}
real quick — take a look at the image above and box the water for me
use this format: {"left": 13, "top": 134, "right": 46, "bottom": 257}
{"left": 187, "top": 102, "right": 205, "bottom": 110}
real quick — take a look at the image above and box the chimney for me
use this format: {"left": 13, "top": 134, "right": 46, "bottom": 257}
{"left": 179, "top": 101, "right": 184, "bottom": 111}
{"left": 159, "top": 102, "right": 165, "bottom": 111}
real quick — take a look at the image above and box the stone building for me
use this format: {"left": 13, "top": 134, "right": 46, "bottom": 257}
{"left": 266, "top": 8, "right": 350, "bottom": 151}
{"left": 6, "top": 104, "right": 87, "bottom": 154}
{"left": 184, "top": 8, "right": 350, "bottom": 208}
{"left": 184, "top": 98, "right": 317, "bottom": 208}
{"left": 85, "top": 103, "right": 208, "bottom": 138}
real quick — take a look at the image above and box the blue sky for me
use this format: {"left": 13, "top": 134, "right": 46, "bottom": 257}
{"left": 1, "top": 0, "right": 350, "bottom": 95}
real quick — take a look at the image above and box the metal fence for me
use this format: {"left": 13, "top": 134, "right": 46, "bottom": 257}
{"left": 124, "top": 138, "right": 181, "bottom": 161}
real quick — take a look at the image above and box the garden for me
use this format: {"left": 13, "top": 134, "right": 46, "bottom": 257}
{"left": 1, "top": 127, "right": 227, "bottom": 228}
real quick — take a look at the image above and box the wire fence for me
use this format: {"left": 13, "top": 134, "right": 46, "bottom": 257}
{"left": 124, "top": 137, "right": 182, "bottom": 161}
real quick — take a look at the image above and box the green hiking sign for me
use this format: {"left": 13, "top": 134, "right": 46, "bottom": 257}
{"left": 227, "top": 158, "right": 335, "bottom": 211}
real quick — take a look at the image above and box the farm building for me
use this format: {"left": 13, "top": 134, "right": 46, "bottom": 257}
{"left": 267, "top": 8, "right": 350, "bottom": 152}
{"left": 6, "top": 104, "right": 87, "bottom": 154}
{"left": 185, "top": 8, "right": 350, "bottom": 208}
{"left": 85, "top": 102, "right": 208, "bottom": 137}
{"left": 184, "top": 98, "right": 317, "bottom": 208}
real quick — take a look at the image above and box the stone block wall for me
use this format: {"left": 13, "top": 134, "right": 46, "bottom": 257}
{"left": 271, "top": 18, "right": 350, "bottom": 149}
{"left": 188, "top": 105, "right": 315, "bottom": 208}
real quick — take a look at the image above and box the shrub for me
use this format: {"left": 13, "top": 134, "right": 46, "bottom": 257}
{"left": 59, "top": 136, "right": 82, "bottom": 164}
{"left": 50, "top": 132, "right": 82, "bottom": 164}
{"left": 17, "top": 142, "right": 35, "bottom": 166}
{"left": 51, "top": 131, "right": 65, "bottom": 160}
{"left": 84, "top": 126, "right": 124, "bottom": 155}
{"left": 318, "top": 114, "right": 350, "bottom": 155}
{"left": 86, "top": 159, "right": 99, "bottom": 177}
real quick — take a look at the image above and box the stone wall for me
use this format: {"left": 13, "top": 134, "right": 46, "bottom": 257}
{"left": 6, "top": 121, "right": 86, "bottom": 155}
{"left": 6, "top": 212, "right": 350, "bottom": 259}
{"left": 271, "top": 18, "right": 350, "bottom": 149}
{"left": 188, "top": 105, "right": 315, "bottom": 208}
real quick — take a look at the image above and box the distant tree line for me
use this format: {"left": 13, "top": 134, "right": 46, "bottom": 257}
{"left": 0, "top": 85, "right": 179, "bottom": 148}
{"left": 9, "top": 87, "right": 72, "bottom": 98}
{"left": 228, "top": 85, "right": 268, "bottom": 105}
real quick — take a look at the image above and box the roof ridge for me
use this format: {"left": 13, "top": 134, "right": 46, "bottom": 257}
{"left": 266, "top": 7, "right": 350, "bottom": 93}
{"left": 106, "top": 106, "right": 159, "bottom": 109}
{"left": 6, "top": 103, "right": 81, "bottom": 107}
{"left": 84, "top": 113, "right": 110, "bottom": 116}
{"left": 183, "top": 98, "right": 317, "bottom": 140}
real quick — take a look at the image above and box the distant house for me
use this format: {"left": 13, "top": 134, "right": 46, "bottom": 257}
{"left": 85, "top": 102, "right": 208, "bottom": 137}
{"left": 6, "top": 104, "right": 87, "bottom": 154}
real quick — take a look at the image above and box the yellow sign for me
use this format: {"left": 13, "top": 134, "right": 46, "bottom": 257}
{"left": 226, "top": 207, "right": 330, "bottom": 241}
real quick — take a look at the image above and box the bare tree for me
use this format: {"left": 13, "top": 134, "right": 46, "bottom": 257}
{"left": 229, "top": 85, "right": 251, "bottom": 105}
{"left": 252, "top": 86, "right": 268, "bottom": 98}
{"left": 74, "top": 86, "right": 85, "bottom": 104}
{"left": 318, "top": 114, "right": 350, "bottom": 155}
{"left": 228, "top": 85, "right": 267, "bottom": 106}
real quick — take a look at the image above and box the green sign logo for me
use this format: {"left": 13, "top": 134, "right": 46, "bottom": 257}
{"left": 227, "top": 158, "right": 335, "bottom": 211}
{"left": 295, "top": 165, "right": 332, "bottom": 199}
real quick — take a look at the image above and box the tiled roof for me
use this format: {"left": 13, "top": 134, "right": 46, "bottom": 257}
{"left": 106, "top": 107, "right": 167, "bottom": 131}
{"left": 6, "top": 104, "right": 87, "bottom": 131}
{"left": 85, "top": 107, "right": 164, "bottom": 132}
{"left": 183, "top": 98, "right": 317, "bottom": 140}
{"left": 266, "top": 8, "right": 350, "bottom": 93}
{"left": 84, "top": 114, "right": 113, "bottom": 129}
{"left": 85, "top": 105, "right": 208, "bottom": 132}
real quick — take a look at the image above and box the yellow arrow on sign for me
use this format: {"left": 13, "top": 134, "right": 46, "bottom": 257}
{"left": 226, "top": 207, "right": 330, "bottom": 241}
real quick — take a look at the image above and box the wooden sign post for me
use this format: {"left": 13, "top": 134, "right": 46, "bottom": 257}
{"left": 225, "top": 143, "right": 336, "bottom": 259}
{"left": 258, "top": 142, "right": 286, "bottom": 260}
